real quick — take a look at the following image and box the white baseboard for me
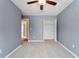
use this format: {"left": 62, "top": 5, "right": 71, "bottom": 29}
{"left": 57, "top": 41, "right": 79, "bottom": 58}
{"left": 28, "top": 40, "right": 44, "bottom": 42}
{"left": 5, "top": 45, "right": 22, "bottom": 58}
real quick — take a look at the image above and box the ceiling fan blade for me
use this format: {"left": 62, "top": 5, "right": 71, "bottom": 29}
{"left": 47, "top": 1, "right": 57, "bottom": 6}
{"left": 27, "top": 1, "right": 38, "bottom": 4}
{"left": 40, "top": 5, "right": 43, "bottom": 10}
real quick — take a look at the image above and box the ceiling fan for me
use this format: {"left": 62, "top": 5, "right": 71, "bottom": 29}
{"left": 27, "top": 0, "right": 57, "bottom": 11}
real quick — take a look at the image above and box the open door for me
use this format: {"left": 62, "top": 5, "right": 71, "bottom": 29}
{"left": 21, "top": 18, "right": 29, "bottom": 44}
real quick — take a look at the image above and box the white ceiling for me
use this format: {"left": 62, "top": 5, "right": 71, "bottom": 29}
{"left": 11, "top": 0, "right": 74, "bottom": 16}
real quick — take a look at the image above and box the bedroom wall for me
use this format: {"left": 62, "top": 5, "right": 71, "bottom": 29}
{"left": 28, "top": 16, "right": 57, "bottom": 40}
{"left": 0, "top": 0, "right": 21, "bottom": 57}
{"left": 28, "top": 16, "right": 43, "bottom": 40}
{"left": 57, "top": 0, "right": 79, "bottom": 56}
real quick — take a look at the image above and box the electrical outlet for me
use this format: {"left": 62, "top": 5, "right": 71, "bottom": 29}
{"left": 72, "top": 44, "right": 75, "bottom": 48}
{"left": 0, "top": 49, "right": 2, "bottom": 54}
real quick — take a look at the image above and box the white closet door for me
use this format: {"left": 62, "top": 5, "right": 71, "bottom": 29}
{"left": 43, "top": 19, "right": 57, "bottom": 40}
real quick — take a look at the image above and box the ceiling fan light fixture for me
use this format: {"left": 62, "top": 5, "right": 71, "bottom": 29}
{"left": 27, "top": 0, "right": 57, "bottom": 10}
{"left": 38, "top": 0, "right": 46, "bottom": 5}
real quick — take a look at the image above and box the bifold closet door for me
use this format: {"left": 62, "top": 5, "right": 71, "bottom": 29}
{"left": 29, "top": 17, "right": 43, "bottom": 40}
{"left": 43, "top": 19, "right": 57, "bottom": 40}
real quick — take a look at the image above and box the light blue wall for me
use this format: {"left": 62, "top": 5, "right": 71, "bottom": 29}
{"left": 28, "top": 16, "right": 56, "bottom": 40}
{"left": 0, "top": 0, "right": 21, "bottom": 58}
{"left": 28, "top": 16, "right": 43, "bottom": 40}
{"left": 57, "top": 0, "right": 79, "bottom": 56}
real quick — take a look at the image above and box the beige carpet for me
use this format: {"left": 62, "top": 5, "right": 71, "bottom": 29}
{"left": 8, "top": 40, "right": 74, "bottom": 58}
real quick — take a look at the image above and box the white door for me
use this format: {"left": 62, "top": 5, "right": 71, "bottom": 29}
{"left": 43, "top": 19, "right": 57, "bottom": 40}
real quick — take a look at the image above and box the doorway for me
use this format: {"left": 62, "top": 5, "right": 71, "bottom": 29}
{"left": 21, "top": 18, "right": 29, "bottom": 44}
{"left": 43, "top": 19, "right": 57, "bottom": 41}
